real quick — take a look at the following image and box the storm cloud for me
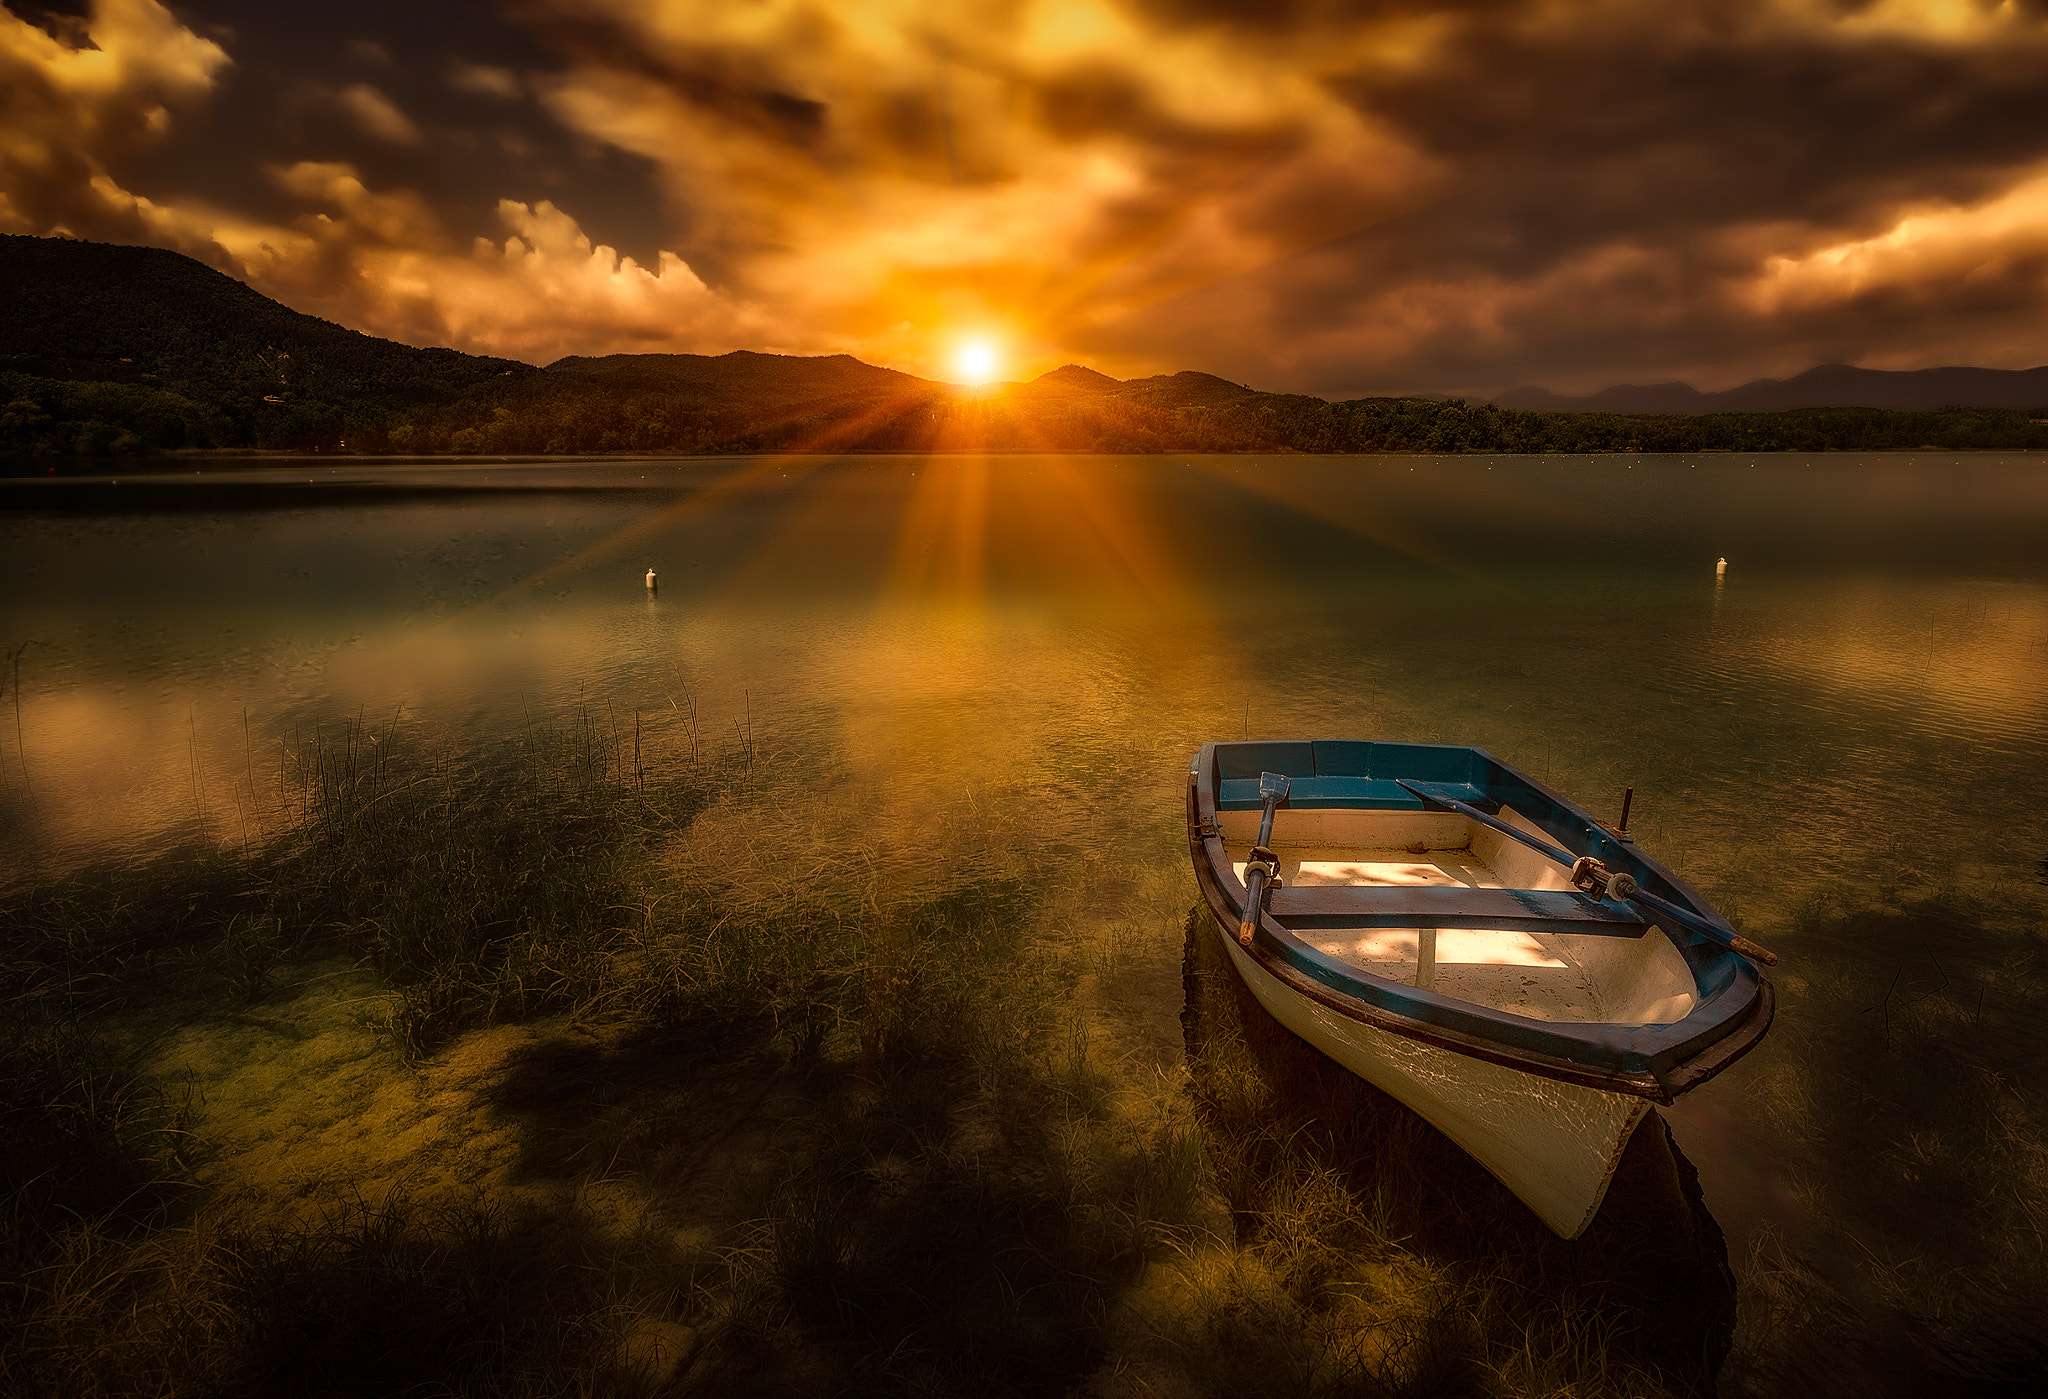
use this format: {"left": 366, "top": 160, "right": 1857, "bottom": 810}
{"left": 5, "top": 0, "right": 2048, "bottom": 393}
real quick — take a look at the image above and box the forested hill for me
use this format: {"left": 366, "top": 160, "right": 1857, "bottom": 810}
{"left": 5, "top": 234, "right": 2048, "bottom": 458}
{"left": 545, "top": 352, "right": 925, "bottom": 405}
{"left": 1494, "top": 363, "right": 2048, "bottom": 414}
{"left": 1, "top": 234, "right": 530, "bottom": 449}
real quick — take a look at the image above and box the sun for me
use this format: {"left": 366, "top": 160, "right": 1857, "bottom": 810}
{"left": 952, "top": 337, "right": 1001, "bottom": 384}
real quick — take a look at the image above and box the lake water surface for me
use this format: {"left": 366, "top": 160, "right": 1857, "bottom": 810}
{"left": 5, "top": 452, "right": 2046, "bottom": 1389}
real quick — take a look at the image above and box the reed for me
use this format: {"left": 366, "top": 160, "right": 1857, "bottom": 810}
{"left": 3, "top": 1192, "right": 695, "bottom": 1399}
{"left": 26, "top": 701, "right": 2024, "bottom": 1396}
{"left": 1170, "top": 904, "right": 1733, "bottom": 1398}
{"left": 0, "top": 705, "right": 729, "bottom": 1052}
{"left": 0, "top": 704, "right": 1216, "bottom": 1397}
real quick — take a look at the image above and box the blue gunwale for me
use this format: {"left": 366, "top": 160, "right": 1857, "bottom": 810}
{"left": 1187, "top": 739, "right": 1773, "bottom": 1101}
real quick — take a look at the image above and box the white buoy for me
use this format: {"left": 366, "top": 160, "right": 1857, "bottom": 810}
{"left": 1716, "top": 557, "right": 1727, "bottom": 575}
{"left": 645, "top": 567, "right": 658, "bottom": 590}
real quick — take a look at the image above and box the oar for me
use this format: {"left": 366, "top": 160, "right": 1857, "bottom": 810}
{"left": 1393, "top": 779, "right": 1779, "bottom": 966}
{"left": 1237, "top": 771, "right": 1290, "bottom": 946}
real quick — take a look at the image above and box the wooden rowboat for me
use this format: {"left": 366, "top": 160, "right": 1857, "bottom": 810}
{"left": 1187, "top": 739, "right": 1774, "bottom": 1238}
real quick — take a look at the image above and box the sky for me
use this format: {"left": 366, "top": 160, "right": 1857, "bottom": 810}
{"left": 6, "top": 0, "right": 2048, "bottom": 396}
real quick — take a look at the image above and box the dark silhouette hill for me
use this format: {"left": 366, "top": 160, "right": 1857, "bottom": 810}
{"left": 999, "top": 365, "right": 1256, "bottom": 408}
{"left": 4, "top": 234, "right": 2047, "bottom": 458}
{"left": 1003, "top": 364, "right": 1125, "bottom": 399}
{"left": 1113, "top": 370, "right": 1260, "bottom": 410}
{"left": 545, "top": 351, "right": 925, "bottom": 406}
{"left": 1494, "top": 363, "right": 2048, "bottom": 414}
{"left": 0, "top": 233, "right": 531, "bottom": 403}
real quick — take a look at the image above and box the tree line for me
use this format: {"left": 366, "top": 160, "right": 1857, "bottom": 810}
{"left": 7, "top": 368, "right": 2047, "bottom": 459}
{"left": 11, "top": 235, "right": 2045, "bottom": 461}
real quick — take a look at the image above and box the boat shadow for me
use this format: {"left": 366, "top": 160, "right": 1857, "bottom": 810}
{"left": 1181, "top": 904, "right": 1736, "bottom": 1395}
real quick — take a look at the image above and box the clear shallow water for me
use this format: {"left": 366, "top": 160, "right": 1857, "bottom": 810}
{"left": 5, "top": 452, "right": 2047, "bottom": 1377}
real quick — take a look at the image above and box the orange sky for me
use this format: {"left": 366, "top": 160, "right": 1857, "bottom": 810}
{"left": 7, "top": 0, "right": 2048, "bottom": 396}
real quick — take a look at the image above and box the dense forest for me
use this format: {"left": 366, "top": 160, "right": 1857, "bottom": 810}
{"left": 7, "top": 234, "right": 2048, "bottom": 459}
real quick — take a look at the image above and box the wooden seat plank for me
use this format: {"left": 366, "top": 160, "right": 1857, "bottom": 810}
{"left": 1264, "top": 884, "right": 1651, "bottom": 937}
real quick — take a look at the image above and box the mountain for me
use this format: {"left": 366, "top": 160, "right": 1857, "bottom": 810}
{"left": 0, "top": 233, "right": 530, "bottom": 404}
{"left": 1493, "top": 363, "right": 2048, "bottom": 414}
{"left": 4, "top": 234, "right": 2047, "bottom": 459}
{"left": 991, "top": 365, "right": 1259, "bottom": 408}
{"left": 0, "top": 240, "right": 1286, "bottom": 456}
{"left": 1003, "top": 364, "right": 1125, "bottom": 399}
{"left": 545, "top": 351, "right": 925, "bottom": 406}
{"left": 1111, "top": 370, "right": 1261, "bottom": 410}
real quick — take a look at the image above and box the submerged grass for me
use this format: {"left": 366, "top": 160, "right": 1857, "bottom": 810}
{"left": 8, "top": 1194, "right": 663, "bottom": 1399}
{"left": 13, "top": 701, "right": 1968, "bottom": 1396}
{"left": 0, "top": 708, "right": 1213, "bottom": 1397}
{"left": 1, "top": 705, "right": 706, "bottom": 1057}
{"left": 1718, "top": 878, "right": 2048, "bottom": 1397}
{"left": 1167, "top": 906, "right": 1732, "bottom": 1399}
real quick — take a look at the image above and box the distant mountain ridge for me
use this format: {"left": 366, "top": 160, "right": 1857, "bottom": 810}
{"left": 5, "top": 234, "right": 2048, "bottom": 458}
{"left": 1493, "top": 363, "right": 2048, "bottom": 414}
{"left": 545, "top": 351, "right": 926, "bottom": 405}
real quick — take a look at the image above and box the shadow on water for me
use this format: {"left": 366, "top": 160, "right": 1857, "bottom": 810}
{"left": 0, "top": 704, "right": 1746, "bottom": 1399}
{"left": 5, "top": 693, "right": 2043, "bottom": 1397}
{"left": 0, "top": 724, "right": 1207, "bottom": 1397}
{"left": 1717, "top": 882, "right": 2048, "bottom": 1398}
{"left": 1179, "top": 905, "right": 1735, "bottom": 1397}
{"left": 459, "top": 879, "right": 1172, "bottom": 1397}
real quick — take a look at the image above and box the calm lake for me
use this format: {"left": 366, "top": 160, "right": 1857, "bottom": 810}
{"left": 5, "top": 451, "right": 2046, "bottom": 1389}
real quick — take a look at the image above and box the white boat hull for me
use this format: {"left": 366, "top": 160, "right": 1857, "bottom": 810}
{"left": 1220, "top": 924, "right": 1652, "bottom": 1238}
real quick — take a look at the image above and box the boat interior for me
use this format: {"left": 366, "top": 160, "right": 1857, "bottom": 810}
{"left": 1217, "top": 806, "right": 1698, "bottom": 1028}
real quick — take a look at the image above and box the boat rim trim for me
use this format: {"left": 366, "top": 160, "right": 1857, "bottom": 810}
{"left": 1187, "top": 742, "right": 1775, "bottom": 1098}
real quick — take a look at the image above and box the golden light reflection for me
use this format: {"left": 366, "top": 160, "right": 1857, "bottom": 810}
{"left": 13, "top": 456, "right": 2048, "bottom": 878}
{"left": 644, "top": 439, "right": 1234, "bottom": 861}
{"left": 616, "top": 441, "right": 1244, "bottom": 892}
{"left": 1750, "top": 582, "right": 2048, "bottom": 741}
{"left": 1180, "top": 457, "right": 1518, "bottom": 591}
{"left": 432, "top": 451, "right": 839, "bottom": 626}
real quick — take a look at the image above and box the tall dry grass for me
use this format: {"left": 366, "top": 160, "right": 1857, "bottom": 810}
{"left": 0, "top": 706, "right": 1210, "bottom": 1397}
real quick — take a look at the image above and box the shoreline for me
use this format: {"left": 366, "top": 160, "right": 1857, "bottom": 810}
{"left": 7, "top": 443, "right": 2048, "bottom": 476}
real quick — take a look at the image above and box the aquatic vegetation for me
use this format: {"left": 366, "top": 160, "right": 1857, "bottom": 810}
{"left": 1, "top": 706, "right": 715, "bottom": 1047}
{"left": 1717, "top": 881, "right": 2048, "bottom": 1396}
{"left": 0, "top": 709, "right": 1209, "bottom": 1396}
{"left": 1171, "top": 906, "right": 1732, "bottom": 1399}
{"left": 11, "top": 703, "right": 2033, "bottom": 1395}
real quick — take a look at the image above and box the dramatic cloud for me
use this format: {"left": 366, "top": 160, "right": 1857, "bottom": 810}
{"left": 192, "top": 166, "right": 783, "bottom": 362}
{"left": 518, "top": 0, "right": 1434, "bottom": 378}
{"left": 334, "top": 83, "right": 422, "bottom": 146}
{"left": 6, "top": 0, "right": 2048, "bottom": 391}
{"left": 0, "top": 0, "right": 229, "bottom": 248}
{"left": 449, "top": 59, "right": 521, "bottom": 100}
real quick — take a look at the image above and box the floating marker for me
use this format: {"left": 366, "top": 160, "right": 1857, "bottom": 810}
{"left": 1716, "top": 557, "right": 1727, "bottom": 575}
{"left": 645, "top": 567, "right": 658, "bottom": 590}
